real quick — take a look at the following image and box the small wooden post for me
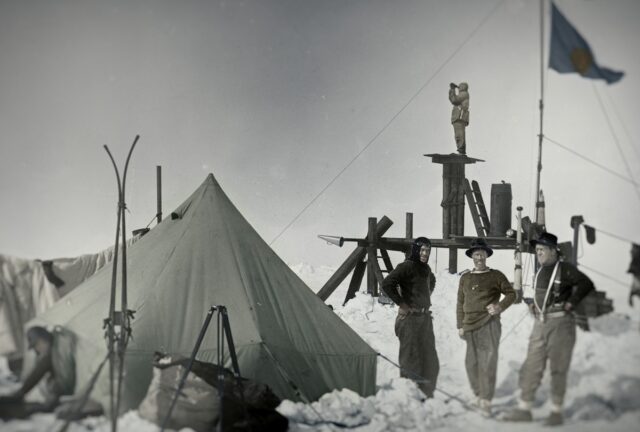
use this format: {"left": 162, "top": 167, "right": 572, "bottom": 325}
{"left": 343, "top": 260, "right": 367, "bottom": 305}
{"left": 367, "top": 217, "right": 378, "bottom": 296}
{"left": 156, "top": 166, "right": 162, "bottom": 224}
{"left": 570, "top": 215, "right": 584, "bottom": 265}
{"left": 442, "top": 164, "right": 452, "bottom": 240}
{"left": 456, "top": 164, "right": 465, "bottom": 236}
{"left": 405, "top": 212, "right": 413, "bottom": 259}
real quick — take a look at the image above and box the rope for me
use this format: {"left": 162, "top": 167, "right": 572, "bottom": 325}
{"left": 500, "top": 309, "right": 529, "bottom": 343}
{"left": 584, "top": 224, "right": 636, "bottom": 245}
{"left": 376, "top": 352, "right": 479, "bottom": 414}
{"left": 144, "top": 214, "right": 157, "bottom": 229}
{"left": 268, "top": 0, "right": 507, "bottom": 246}
{"left": 602, "top": 86, "right": 640, "bottom": 165}
{"left": 543, "top": 136, "right": 638, "bottom": 186}
{"left": 260, "top": 344, "right": 354, "bottom": 430}
{"left": 578, "top": 263, "right": 629, "bottom": 288}
{"left": 592, "top": 83, "right": 640, "bottom": 204}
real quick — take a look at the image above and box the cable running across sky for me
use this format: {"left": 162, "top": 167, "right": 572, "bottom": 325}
{"left": 268, "top": 0, "right": 507, "bottom": 245}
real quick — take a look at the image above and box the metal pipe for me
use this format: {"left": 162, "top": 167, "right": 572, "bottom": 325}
{"left": 514, "top": 206, "right": 523, "bottom": 303}
{"left": 535, "top": 0, "right": 545, "bottom": 224}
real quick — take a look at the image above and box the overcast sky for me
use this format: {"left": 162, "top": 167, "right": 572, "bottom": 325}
{"left": 1, "top": 0, "right": 638, "bottom": 308}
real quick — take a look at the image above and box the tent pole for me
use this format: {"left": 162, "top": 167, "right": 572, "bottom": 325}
{"left": 161, "top": 306, "right": 217, "bottom": 432}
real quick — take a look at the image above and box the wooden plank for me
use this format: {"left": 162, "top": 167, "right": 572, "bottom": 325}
{"left": 343, "top": 260, "right": 366, "bottom": 306}
{"left": 424, "top": 153, "right": 485, "bottom": 164}
{"left": 380, "top": 249, "right": 394, "bottom": 273}
{"left": 367, "top": 217, "right": 378, "bottom": 296}
{"left": 372, "top": 258, "right": 385, "bottom": 286}
{"left": 448, "top": 246, "right": 458, "bottom": 273}
{"left": 405, "top": 212, "right": 413, "bottom": 260}
{"left": 317, "top": 216, "right": 393, "bottom": 301}
{"left": 380, "top": 236, "right": 518, "bottom": 249}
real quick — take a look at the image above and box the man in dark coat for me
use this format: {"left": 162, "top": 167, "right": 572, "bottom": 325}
{"left": 381, "top": 237, "right": 438, "bottom": 398}
{"left": 504, "top": 232, "right": 594, "bottom": 426}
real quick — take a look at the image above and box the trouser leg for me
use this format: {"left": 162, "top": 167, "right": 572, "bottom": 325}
{"left": 396, "top": 314, "right": 420, "bottom": 382}
{"left": 547, "top": 316, "right": 576, "bottom": 405}
{"left": 453, "top": 123, "right": 466, "bottom": 153}
{"left": 475, "top": 318, "right": 501, "bottom": 400}
{"left": 464, "top": 332, "right": 479, "bottom": 397}
{"left": 519, "top": 320, "right": 547, "bottom": 402}
{"left": 421, "top": 315, "right": 439, "bottom": 397}
{"left": 395, "top": 313, "right": 439, "bottom": 397}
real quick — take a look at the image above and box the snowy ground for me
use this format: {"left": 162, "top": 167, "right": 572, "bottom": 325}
{"left": 2, "top": 263, "right": 640, "bottom": 431}
{"left": 286, "top": 263, "right": 640, "bottom": 431}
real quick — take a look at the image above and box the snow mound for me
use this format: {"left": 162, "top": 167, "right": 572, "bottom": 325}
{"left": 280, "top": 266, "right": 640, "bottom": 431}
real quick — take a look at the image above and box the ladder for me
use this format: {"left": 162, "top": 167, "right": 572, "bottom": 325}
{"left": 464, "top": 179, "right": 490, "bottom": 237}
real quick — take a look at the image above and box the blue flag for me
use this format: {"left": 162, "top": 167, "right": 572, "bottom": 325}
{"left": 549, "top": 3, "right": 624, "bottom": 84}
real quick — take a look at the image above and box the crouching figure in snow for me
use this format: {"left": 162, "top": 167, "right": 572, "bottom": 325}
{"left": 0, "top": 326, "right": 76, "bottom": 418}
{"left": 381, "top": 237, "right": 439, "bottom": 398}
{"left": 457, "top": 238, "right": 516, "bottom": 417}
{"left": 503, "top": 232, "right": 595, "bottom": 426}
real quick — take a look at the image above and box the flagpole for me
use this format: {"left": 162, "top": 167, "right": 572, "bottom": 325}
{"left": 535, "top": 0, "right": 545, "bottom": 225}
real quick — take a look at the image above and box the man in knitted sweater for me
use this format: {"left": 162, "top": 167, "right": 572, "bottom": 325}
{"left": 457, "top": 238, "right": 515, "bottom": 416}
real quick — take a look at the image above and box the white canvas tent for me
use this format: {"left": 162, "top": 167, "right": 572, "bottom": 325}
{"left": 33, "top": 174, "right": 377, "bottom": 412}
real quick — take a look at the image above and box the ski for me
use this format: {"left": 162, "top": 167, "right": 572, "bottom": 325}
{"left": 103, "top": 135, "right": 138, "bottom": 432}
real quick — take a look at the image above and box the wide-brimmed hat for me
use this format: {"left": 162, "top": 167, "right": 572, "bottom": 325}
{"left": 465, "top": 238, "right": 493, "bottom": 258}
{"left": 529, "top": 232, "right": 558, "bottom": 249}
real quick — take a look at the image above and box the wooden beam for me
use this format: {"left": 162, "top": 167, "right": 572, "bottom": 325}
{"left": 367, "top": 217, "right": 378, "bottom": 296}
{"left": 405, "top": 212, "right": 413, "bottom": 260}
{"left": 343, "top": 260, "right": 366, "bottom": 306}
{"left": 380, "top": 249, "right": 394, "bottom": 273}
{"left": 317, "top": 216, "right": 393, "bottom": 301}
{"left": 372, "top": 257, "right": 385, "bottom": 287}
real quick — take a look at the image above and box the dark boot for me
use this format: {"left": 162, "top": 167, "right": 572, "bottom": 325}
{"left": 544, "top": 411, "right": 563, "bottom": 426}
{"left": 502, "top": 408, "right": 533, "bottom": 422}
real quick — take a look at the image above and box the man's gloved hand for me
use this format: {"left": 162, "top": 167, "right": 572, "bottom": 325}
{"left": 458, "top": 328, "right": 465, "bottom": 340}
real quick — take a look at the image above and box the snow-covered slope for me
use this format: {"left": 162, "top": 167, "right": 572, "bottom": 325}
{"left": 1, "top": 263, "right": 639, "bottom": 431}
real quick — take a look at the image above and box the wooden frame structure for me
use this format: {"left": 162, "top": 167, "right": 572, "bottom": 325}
{"left": 317, "top": 213, "right": 520, "bottom": 304}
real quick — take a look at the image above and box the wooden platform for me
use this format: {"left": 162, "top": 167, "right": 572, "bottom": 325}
{"left": 424, "top": 153, "right": 485, "bottom": 164}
